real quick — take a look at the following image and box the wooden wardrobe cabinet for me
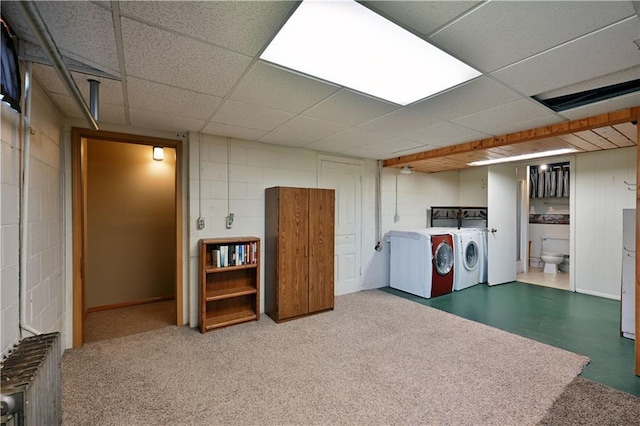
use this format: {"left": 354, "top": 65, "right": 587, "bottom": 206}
{"left": 265, "top": 186, "right": 335, "bottom": 322}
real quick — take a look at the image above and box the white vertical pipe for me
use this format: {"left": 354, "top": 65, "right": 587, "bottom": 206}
{"left": 19, "top": 62, "right": 42, "bottom": 337}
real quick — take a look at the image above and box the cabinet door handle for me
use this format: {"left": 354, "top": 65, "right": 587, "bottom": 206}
{"left": 312, "top": 245, "right": 314, "bottom": 257}
{"left": 305, "top": 245, "right": 308, "bottom": 258}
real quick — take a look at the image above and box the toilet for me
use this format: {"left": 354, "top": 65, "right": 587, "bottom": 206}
{"left": 540, "top": 236, "right": 569, "bottom": 275}
{"left": 541, "top": 252, "right": 563, "bottom": 274}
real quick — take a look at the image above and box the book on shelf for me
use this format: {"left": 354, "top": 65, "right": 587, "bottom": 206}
{"left": 211, "top": 242, "right": 258, "bottom": 268}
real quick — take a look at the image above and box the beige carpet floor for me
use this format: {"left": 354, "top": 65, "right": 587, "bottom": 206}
{"left": 63, "top": 289, "right": 589, "bottom": 425}
{"left": 84, "top": 300, "right": 175, "bottom": 343}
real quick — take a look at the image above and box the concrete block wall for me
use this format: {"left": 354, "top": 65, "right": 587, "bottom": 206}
{"left": 1, "top": 79, "right": 65, "bottom": 356}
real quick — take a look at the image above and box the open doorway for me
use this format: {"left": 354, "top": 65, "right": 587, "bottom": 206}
{"left": 517, "top": 161, "right": 572, "bottom": 291}
{"left": 72, "top": 128, "right": 184, "bottom": 347}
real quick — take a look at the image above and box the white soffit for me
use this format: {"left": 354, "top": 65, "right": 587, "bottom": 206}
{"left": 430, "top": 1, "right": 636, "bottom": 72}
{"left": 260, "top": 0, "right": 481, "bottom": 106}
{"left": 121, "top": 18, "right": 252, "bottom": 97}
{"left": 303, "top": 89, "right": 399, "bottom": 127}
{"left": 492, "top": 16, "right": 640, "bottom": 96}
{"left": 409, "top": 77, "right": 524, "bottom": 120}
{"left": 119, "top": 1, "right": 296, "bottom": 57}
{"left": 231, "top": 62, "right": 340, "bottom": 114}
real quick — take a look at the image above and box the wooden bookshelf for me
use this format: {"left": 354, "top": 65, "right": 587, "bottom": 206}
{"left": 199, "top": 237, "right": 260, "bottom": 333}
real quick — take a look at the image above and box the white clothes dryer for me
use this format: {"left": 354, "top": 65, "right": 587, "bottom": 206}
{"left": 451, "top": 229, "right": 481, "bottom": 290}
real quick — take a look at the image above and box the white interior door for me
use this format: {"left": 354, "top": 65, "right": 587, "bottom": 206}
{"left": 487, "top": 164, "right": 517, "bottom": 285}
{"left": 320, "top": 157, "right": 363, "bottom": 295}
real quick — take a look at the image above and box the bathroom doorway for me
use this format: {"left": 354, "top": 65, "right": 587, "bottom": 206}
{"left": 517, "top": 160, "right": 574, "bottom": 291}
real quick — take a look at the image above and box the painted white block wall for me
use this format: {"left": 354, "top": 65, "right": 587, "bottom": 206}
{"left": 1, "top": 79, "right": 65, "bottom": 356}
{"left": 459, "top": 166, "right": 488, "bottom": 207}
{"left": 574, "top": 146, "right": 637, "bottom": 299}
{"left": 187, "top": 133, "right": 379, "bottom": 326}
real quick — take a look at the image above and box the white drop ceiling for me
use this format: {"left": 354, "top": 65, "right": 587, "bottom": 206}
{"left": 2, "top": 1, "right": 639, "bottom": 172}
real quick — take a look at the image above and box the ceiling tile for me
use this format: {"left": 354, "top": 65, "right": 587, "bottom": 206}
{"left": 452, "top": 99, "right": 553, "bottom": 135}
{"left": 404, "top": 122, "right": 489, "bottom": 147}
{"left": 258, "top": 133, "right": 315, "bottom": 149}
{"left": 121, "top": 17, "right": 252, "bottom": 97}
{"left": 202, "top": 122, "right": 267, "bottom": 142}
{"left": 341, "top": 146, "right": 392, "bottom": 160}
{"left": 212, "top": 100, "right": 294, "bottom": 132}
{"left": 491, "top": 115, "right": 565, "bottom": 137}
{"left": 359, "top": 108, "right": 442, "bottom": 136}
{"left": 303, "top": 139, "right": 353, "bottom": 154}
{"left": 429, "top": 1, "right": 636, "bottom": 72}
{"left": 49, "top": 93, "right": 126, "bottom": 126}
{"left": 536, "top": 66, "right": 640, "bottom": 100}
{"left": 270, "top": 116, "right": 349, "bottom": 140}
{"left": 492, "top": 16, "right": 640, "bottom": 96}
{"left": 409, "top": 77, "right": 524, "bottom": 120}
{"left": 120, "top": 1, "right": 296, "bottom": 56}
{"left": 23, "top": 1, "right": 119, "bottom": 74}
{"left": 558, "top": 92, "right": 640, "bottom": 121}
{"left": 362, "top": 138, "right": 427, "bottom": 155}
{"left": 129, "top": 108, "right": 205, "bottom": 133}
{"left": 303, "top": 90, "right": 399, "bottom": 126}
{"left": 363, "top": 1, "right": 482, "bottom": 36}
{"left": 230, "top": 62, "right": 340, "bottom": 114}
{"left": 33, "top": 64, "right": 124, "bottom": 106}
{"left": 127, "top": 77, "right": 222, "bottom": 121}
{"left": 319, "top": 127, "right": 395, "bottom": 149}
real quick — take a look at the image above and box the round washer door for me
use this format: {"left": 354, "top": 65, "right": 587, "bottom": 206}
{"left": 464, "top": 241, "right": 479, "bottom": 270}
{"left": 435, "top": 242, "right": 454, "bottom": 276}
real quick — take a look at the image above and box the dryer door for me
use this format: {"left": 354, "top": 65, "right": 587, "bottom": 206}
{"left": 434, "top": 241, "right": 454, "bottom": 276}
{"left": 463, "top": 240, "right": 479, "bottom": 270}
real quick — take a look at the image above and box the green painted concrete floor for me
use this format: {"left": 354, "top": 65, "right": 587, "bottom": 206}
{"left": 381, "top": 282, "right": 640, "bottom": 397}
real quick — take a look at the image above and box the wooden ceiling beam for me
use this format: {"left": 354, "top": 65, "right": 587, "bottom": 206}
{"left": 384, "top": 106, "right": 640, "bottom": 168}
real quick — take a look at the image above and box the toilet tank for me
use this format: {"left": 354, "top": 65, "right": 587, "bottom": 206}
{"left": 541, "top": 236, "right": 569, "bottom": 254}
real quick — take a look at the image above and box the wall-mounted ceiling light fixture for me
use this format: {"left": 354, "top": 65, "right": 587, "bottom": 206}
{"left": 260, "top": 0, "right": 480, "bottom": 106}
{"left": 153, "top": 146, "right": 164, "bottom": 161}
{"left": 467, "top": 148, "right": 577, "bottom": 167}
{"left": 400, "top": 166, "right": 413, "bottom": 175}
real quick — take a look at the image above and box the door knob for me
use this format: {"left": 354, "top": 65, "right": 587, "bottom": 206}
{"left": 490, "top": 228, "right": 497, "bottom": 234}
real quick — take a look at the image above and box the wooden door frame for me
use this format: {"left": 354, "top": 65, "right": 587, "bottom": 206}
{"left": 71, "top": 127, "right": 184, "bottom": 347}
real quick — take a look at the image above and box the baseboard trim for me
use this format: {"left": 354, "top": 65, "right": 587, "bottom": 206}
{"left": 575, "top": 288, "right": 620, "bottom": 301}
{"left": 87, "top": 295, "right": 175, "bottom": 313}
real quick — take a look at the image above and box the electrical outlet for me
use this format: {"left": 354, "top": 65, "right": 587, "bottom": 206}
{"left": 226, "top": 213, "right": 235, "bottom": 229}
{"left": 197, "top": 217, "right": 205, "bottom": 230}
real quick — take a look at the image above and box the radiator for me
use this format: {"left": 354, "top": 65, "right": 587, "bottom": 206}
{"left": 1, "top": 332, "right": 61, "bottom": 426}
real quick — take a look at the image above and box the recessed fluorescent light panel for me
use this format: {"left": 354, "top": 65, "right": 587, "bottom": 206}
{"left": 468, "top": 148, "right": 577, "bottom": 167}
{"left": 260, "top": 0, "right": 481, "bottom": 106}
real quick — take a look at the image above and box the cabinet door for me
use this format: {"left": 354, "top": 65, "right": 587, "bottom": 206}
{"left": 308, "top": 188, "right": 335, "bottom": 313}
{"left": 278, "top": 187, "right": 309, "bottom": 319}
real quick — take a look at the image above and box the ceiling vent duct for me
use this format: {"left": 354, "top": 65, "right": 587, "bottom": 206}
{"left": 88, "top": 79, "right": 99, "bottom": 122}
{"left": 533, "top": 79, "right": 640, "bottom": 112}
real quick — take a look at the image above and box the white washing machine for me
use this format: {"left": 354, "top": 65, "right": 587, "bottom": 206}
{"left": 388, "top": 229, "right": 433, "bottom": 298}
{"left": 451, "top": 229, "right": 481, "bottom": 290}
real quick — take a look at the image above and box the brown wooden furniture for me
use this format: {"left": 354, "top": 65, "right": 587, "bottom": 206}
{"left": 199, "top": 237, "right": 260, "bottom": 333}
{"left": 265, "top": 186, "right": 335, "bottom": 322}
